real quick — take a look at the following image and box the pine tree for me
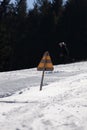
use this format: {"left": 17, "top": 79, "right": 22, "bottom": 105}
{"left": 52, "top": 0, "right": 63, "bottom": 16}
{"left": 60, "top": 0, "right": 87, "bottom": 60}
{"left": 0, "top": 0, "right": 10, "bottom": 19}
{"left": 16, "top": 0, "right": 27, "bottom": 17}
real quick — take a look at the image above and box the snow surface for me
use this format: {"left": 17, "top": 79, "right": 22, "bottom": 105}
{"left": 0, "top": 61, "right": 87, "bottom": 130}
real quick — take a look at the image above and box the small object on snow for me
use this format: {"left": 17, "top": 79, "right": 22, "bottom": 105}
{"left": 19, "top": 91, "right": 23, "bottom": 94}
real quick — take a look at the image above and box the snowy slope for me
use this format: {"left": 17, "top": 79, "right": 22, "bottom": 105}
{"left": 0, "top": 61, "right": 87, "bottom": 130}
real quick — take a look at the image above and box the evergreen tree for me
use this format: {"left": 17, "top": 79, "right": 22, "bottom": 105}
{"left": 0, "top": 0, "right": 10, "bottom": 19}
{"left": 52, "top": 0, "right": 63, "bottom": 16}
{"left": 16, "top": 0, "right": 27, "bottom": 17}
{"left": 59, "top": 0, "right": 87, "bottom": 60}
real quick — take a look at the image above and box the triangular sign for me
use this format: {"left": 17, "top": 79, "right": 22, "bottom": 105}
{"left": 37, "top": 51, "right": 54, "bottom": 71}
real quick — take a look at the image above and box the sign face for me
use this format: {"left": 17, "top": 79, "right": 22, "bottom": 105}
{"left": 37, "top": 51, "right": 54, "bottom": 71}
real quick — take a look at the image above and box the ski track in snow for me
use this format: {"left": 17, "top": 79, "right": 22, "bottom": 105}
{"left": 0, "top": 61, "right": 87, "bottom": 130}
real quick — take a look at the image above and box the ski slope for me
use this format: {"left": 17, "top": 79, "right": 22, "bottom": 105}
{"left": 0, "top": 61, "right": 87, "bottom": 130}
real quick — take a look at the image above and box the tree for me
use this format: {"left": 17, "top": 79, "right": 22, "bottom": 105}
{"left": 0, "top": 0, "right": 10, "bottom": 19}
{"left": 59, "top": 0, "right": 87, "bottom": 60}
{"left": 52, "top": 0, "right": 63, "bottom": 16}
{"left": 16, "top": 0, "right": 27, "bottom": 17}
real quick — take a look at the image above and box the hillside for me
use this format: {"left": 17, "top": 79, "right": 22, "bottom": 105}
{"left": 0, "top": 61, "right": 87, "bottom": 130}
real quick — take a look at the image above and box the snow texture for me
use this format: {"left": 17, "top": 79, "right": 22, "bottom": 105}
{"left": 0, "top": 61, "right": 87, "bottom": 130}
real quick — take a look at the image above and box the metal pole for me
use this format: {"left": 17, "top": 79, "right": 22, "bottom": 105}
{"left": 40, "top": 56, "right": 47, "bottom": 91}
{"left": 39, "top": 51, "right": 48, "bottom": 91}
{"left": 40, "top": 68, "right": 45, "bottom": 91}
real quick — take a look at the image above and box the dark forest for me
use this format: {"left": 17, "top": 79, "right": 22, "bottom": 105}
{"left": 0, "top": 0, "right": 87, "bottom": 71}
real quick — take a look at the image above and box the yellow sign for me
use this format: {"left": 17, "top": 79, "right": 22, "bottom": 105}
{"left": 37, "top": 51, "right": 54, "bottom": 71}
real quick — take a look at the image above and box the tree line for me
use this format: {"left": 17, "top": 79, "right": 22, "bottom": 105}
{"left": 0, "top": 0, "right": 87, "bottom": 71}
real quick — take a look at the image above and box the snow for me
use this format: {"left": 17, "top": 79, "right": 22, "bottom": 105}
{"left": 0, "top": 61, "right": 87, "bottom": 130}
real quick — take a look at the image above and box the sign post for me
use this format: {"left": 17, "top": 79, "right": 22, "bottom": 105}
{"left": 40, "top": 67, "right": 45, "bottom": 91}
{"left": 37, "top": 51, "right": 54, "bottom": 91}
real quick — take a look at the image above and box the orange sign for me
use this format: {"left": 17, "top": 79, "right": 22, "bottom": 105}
{"left": 37, "top": 51, "right": 54, "bottom": 71}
